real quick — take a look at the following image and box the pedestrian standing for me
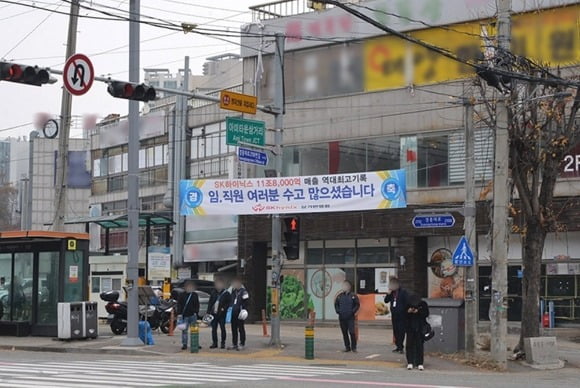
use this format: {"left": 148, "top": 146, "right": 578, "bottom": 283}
{"left": 384, "top": 276, "right": 408, "bottom": 353}
{"left": 177, "top": 280, "right": 200, "bottom": 350}
{"left": 207, "top": 279, "right": 231, "bottom": 349}
{"left": 334, "top": 280, "right": 360, "bottom": 353}
{"left": 405, "top": 294, "right": 429, "bottom": 370}
{"left": 228, "top": 276, "right": 249, "bottom": 351}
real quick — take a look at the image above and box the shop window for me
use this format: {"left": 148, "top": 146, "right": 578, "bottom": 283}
{"left": 357, "top": 246, "right": 391, "bottom": 264}
{"left": 417, "top": 136, "right": 449, "bottom": 187}
{"left": 547, "top": 276, "right": 575, "bottom": 297}
{"left": 325, "top": 248, "right": 355, "bottom": 265}
{"left": 307, "top": 248, "right": 323, "bottom": 265}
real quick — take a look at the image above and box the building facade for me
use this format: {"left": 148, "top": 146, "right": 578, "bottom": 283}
{"left": 231, "top": 0, "right": 580, "bottom": 322}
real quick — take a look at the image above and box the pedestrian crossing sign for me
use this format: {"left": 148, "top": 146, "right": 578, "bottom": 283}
{"left": 452, "top": 236, "right": 474, "bottom": 266}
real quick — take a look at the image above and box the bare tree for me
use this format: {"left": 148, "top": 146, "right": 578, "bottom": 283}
{"left": 477, "top": 54, "right": 580, "bottom": 355}
{"left": 0, "top": 183, "right": 18, "bottom": 230}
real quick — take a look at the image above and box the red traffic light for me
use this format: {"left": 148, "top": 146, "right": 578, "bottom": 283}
{"left": 107, "top": 81, "right": 156, "bottom": 102}
{"left": 0, "top": 62, "right": 51, "bottom": 86}
{"left": 290, "top": 218, "right": 298, "bottom": 231}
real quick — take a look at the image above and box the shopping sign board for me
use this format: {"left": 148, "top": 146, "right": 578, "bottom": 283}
{"left": 226, "top": 117, "right": 266, "bottom": 146}
{"left": 180, "top": 169, "right": 406, "bottom": 216}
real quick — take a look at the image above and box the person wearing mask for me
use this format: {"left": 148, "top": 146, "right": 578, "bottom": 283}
{"left": 334, "top": 280, "right": 360, "bottom": 352}
{"left": 177, "top": 280, "right": 200, "bottom": 350}
{"left": 228, "top": 276, "right": 249, "bottom": 351}
{"left": 405, "top": 294, "right": 429, "bottom": 370}
{"left": 207, "top": 278, "right": 231, "bottom": 349}
{"left": 384, "top": 276, "right": 409, "bottom": 353}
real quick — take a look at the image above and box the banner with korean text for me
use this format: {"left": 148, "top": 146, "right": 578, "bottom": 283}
{"left": 180, "top": 170, "right": 406, "bottom": 216}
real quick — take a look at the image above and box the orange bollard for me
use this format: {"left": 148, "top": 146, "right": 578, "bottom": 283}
{"left": 261, "top": 309, "right": 269, "bottom": 337}
{"left": 168, "top": 307, "right": 175, "bottom": 336}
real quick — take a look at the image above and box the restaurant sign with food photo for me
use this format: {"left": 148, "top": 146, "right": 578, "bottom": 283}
{"left": 428, "top": 248, "right": 464, "bottom": 299}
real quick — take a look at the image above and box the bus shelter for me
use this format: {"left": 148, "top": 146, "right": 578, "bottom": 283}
{"left": 0, "top": 231, "right": 89, "bottom": 336}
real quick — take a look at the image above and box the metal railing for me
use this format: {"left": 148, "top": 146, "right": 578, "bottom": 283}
{"left": 250, "top": 0, "right": 333, "bottom": 21}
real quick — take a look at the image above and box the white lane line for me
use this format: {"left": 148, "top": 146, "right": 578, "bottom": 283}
{"left": 18, "top": 375, "right": 165, "bottom": 387}
{"left": 257, "top": 363, "right": 376, "bottom": 372}
{"left": 366, "top": 354, "right": 381, "bottom": 359}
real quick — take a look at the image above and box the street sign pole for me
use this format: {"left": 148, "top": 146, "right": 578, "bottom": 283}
{"left": 269, "top": 33, "right": 285, "bottom": 348}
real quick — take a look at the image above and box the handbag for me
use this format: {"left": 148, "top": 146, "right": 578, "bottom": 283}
{"left": 225, "top": 306, "right": 233, "bottom": 323}
{"left": 422, "top": 321, "right": 435, "bottom": 342}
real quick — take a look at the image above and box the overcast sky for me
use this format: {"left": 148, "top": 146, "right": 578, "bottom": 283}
{"left": 0, "top": 0, "right": 258, "bottom": 138}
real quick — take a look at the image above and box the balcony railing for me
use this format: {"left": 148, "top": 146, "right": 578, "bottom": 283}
{"left": 250, "top": 0, "right": 334, "bottom": 21}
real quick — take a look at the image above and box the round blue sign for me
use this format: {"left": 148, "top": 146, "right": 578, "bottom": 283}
{"left": 185, "top": 187, "right": 203, "bottom": 208}
{"left": 381, "top": 178, "right": 400, "bottom": 201}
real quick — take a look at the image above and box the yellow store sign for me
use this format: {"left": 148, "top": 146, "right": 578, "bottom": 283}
{"left": 364, "top": 5, "right": 579, "bottom": 92}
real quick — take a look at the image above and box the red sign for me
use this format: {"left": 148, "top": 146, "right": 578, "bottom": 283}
{"left": 63, "top": 53, "right": 94, "bottom": 96}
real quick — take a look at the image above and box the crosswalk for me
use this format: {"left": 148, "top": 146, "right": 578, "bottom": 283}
{"left": 0, "top": 359, "right": 374, "bottom": 387}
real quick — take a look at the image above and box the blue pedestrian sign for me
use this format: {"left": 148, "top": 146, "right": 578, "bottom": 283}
{"left": 412, "top": 214, "right": 455, "bottom": 228}
{"left": 238, "top": 147, "right": 268, "bottom": 166}
{"left": 452, "top": 236, "right": 475, "bottom": 267}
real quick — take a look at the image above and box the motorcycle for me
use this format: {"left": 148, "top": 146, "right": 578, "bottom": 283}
{"left": 158, "top": 298, "right": 178, "bottom": 334}
{"left": 100, "top": 290, "right": 164, "bottom": 335}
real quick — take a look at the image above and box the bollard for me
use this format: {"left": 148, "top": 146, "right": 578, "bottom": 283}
{"left": 261, "top": 309, "right": 269, "bottom": 337}
{"left": 190, "top": 323, "right": 199, "bottom": 353}
{"left": 168, "top": 308, "right": 175, "bottom": 336}
{"left": 305, "top": 325, "right": 314, "bottom": 360}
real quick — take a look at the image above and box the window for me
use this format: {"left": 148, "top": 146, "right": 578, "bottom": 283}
{"left": 139, "top": 149, "right": 146, "bottom": 168}
{"left": 154, "top": 145, "right": 163, "bottom": 166}
{"left": 164, "top": 80, "right": 177, "bottom": 90}
{"left": 146, "top": 147, "right": 155, "bottom": 167}
{"left": 91, "top": 277, "right": 100, "bottom": 293}
{"left": 417, "top": 135, "right": 449, "bottom": 188}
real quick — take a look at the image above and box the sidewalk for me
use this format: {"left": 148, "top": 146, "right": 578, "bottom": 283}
{"left": 0, "top": 323, "right": 578, "bottom": 371}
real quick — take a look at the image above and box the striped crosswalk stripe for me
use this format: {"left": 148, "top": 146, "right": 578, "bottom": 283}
{"left": 0, "top": 360, "right": 374, "bottom": 387}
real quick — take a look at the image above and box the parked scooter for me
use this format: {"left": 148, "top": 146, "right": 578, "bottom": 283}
{"left": 100, "top": 290, "right": 164, "bottom": 335}
{"left": 159, "top": 298, "right": 178, "bottom": 334}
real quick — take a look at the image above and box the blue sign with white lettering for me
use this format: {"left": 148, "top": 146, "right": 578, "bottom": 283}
{"left": 452, "top": 236, "right": 475, "bottom": 267}
{"left": 238, "top": 147, "right": 268, "bottom": 166}
{"left": 412, "top": 214, "right": 455, "bottom": 228}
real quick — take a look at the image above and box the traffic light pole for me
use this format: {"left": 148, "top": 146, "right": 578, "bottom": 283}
{"left": 121, "top": 0, "right": 143, "bottom": 347}
{"left": 53, "top": 0, "right": 79, "bottom": 231}
{"left": 269, "top": 33, "right": 285, "bottom": 348}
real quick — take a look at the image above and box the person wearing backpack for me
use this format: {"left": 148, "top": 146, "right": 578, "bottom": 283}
{"left": 405, "top": 294, "right": 430, "bottom": 371}
{"left": 207, "top": 278, "right": 231, "bottom": 349}
{"left": 334, "top": 280, "right": 360, "bottom": 352}
{"left": 177, "top": 280, "right": 200, "bottom": 350}
{"left": 228, "top": 276, "right": 249, "bottom": 351}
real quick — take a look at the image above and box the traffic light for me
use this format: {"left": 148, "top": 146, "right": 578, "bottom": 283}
{"left": 283, "top": 216, "right": 300, "bottom": 260}
{"left": 0, "top": 62, "right": 50, "bottom": 86}
{"left": 107, "top": 81, "right": 156, "bottom": 102}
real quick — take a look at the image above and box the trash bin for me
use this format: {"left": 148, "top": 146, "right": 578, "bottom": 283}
{"left": 58, "top": 302, "right": 84, "bottom": 339}
{"left": 83, "top": 301, "right": 98, "bottom": 338}
{"left": 423, "top": 298, "right": 465, "bottom": 354}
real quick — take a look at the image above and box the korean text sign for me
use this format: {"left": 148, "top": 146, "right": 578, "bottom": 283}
{"left": 180, "top": 170, "right": 406, "bottom": 216}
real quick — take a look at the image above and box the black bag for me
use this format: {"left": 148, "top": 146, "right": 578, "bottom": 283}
{"left": 422, "top": 321, "right": 435, "bottom": 342}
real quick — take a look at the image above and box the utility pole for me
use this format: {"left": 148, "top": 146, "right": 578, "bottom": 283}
{"left": 490, "top": 0, "right": 511, "bottom": 369}
{"left": 53, "top": 0, "right": 79, "bottom": 231}
{"left": 269, "top": 33, "right": 285, "bottom": 347}
{"left": 121, "top": 0, "right": 143, "bottom": 346}
{"left": 171, "top": 57, "right": 189, "bottom": 276}
{"left": 463, "top": 94, "right": 478, "bottom": 353}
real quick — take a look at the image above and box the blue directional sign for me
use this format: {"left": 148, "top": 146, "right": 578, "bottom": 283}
{"left": 452, "top": 236, "right": 475, "bottom": 267}
{"left": 412, "top": 214, "right": 455, "bottom": 228}
{"left": 238, "top": 147, "right": 268, "bottom": 166}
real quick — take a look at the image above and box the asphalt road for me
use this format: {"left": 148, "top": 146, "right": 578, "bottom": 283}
{"left": 0, "top": 350, "right": 578, "bottom": 388}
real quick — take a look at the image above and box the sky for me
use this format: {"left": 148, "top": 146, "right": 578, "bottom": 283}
{"left": 0, "top": 0, "right": 258, "bottom": 139}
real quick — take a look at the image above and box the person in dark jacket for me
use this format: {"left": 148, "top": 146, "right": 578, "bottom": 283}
{"left": 177, "top": 280, "right": 200, "bottom": 350}
{"left": 207, "top": 278, "right": 231, "bottom": 349}
{"left": 405, "top": 294, "right": 429, "bottom": 370}
{"left": 228, "top": 276, "right": 249, "bottom": 351}
{"left": 384, "top": 276, "right": 409, "bottom": 353}
{"left": 334, "top": 280, "right": 360, "bottom": 352}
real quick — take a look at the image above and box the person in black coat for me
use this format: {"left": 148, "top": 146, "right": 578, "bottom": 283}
{"left": 405, "top": 294, "right": 429, "bottom": 370}
{"left": 207, "top": 278, "right": 231, "bottom": 349}
{"left": 384, "top": 277, "right": 409, "bottom": 353}
{"left": 228, "top": 276, "right": 249, "bottom": 351}
{"left": 334, "top": 280, "right": 360, "bottom": 352}
{"left": 177, "top": 280, "right": 200, "bottom": 350}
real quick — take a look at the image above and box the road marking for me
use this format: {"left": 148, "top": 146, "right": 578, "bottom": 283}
{"left": 0, "top": 360, "right": 373, "bottom": 387}
{"left": 366, "top": 354, "right": 382, "bottom": 359}
{"left": 277, "top": 376, "right": 472, "bottom": 388}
